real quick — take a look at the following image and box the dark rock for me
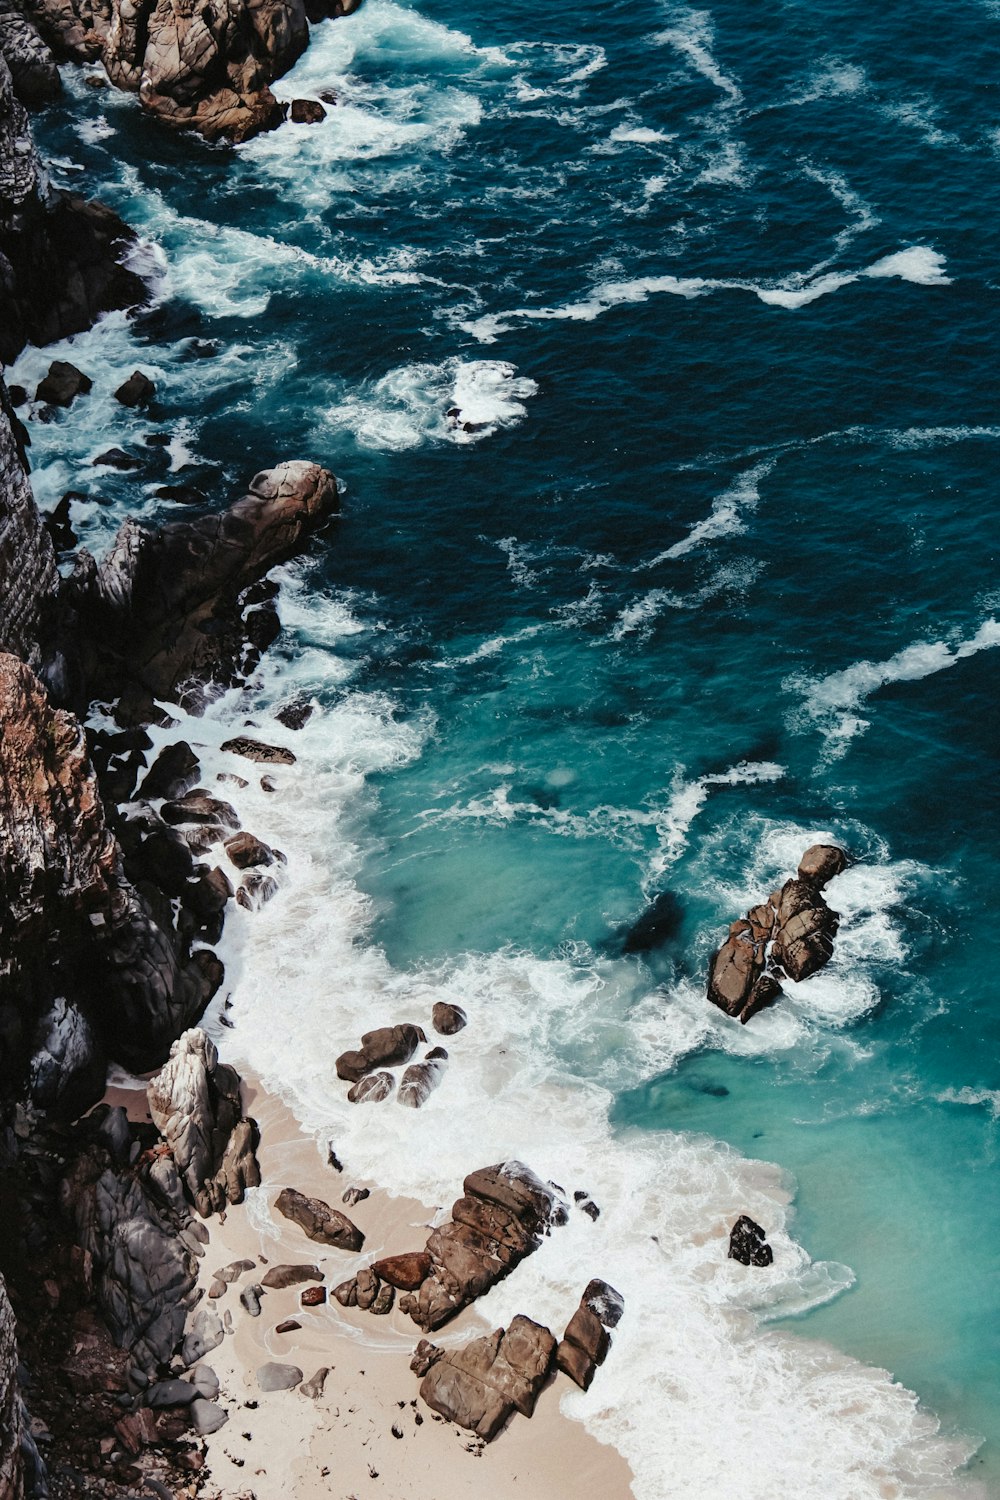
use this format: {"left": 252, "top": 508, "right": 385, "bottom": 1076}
{"left": 347, "top": 1072, "right": 394, "bottom": 1104}
{"left": 398, "top": 1055, "right": 446, "bottom": 1109}
{"left": 582, "top": 1278, "right": 625, "bottom": 1329}
{"left": 275, "top": 698, "right": 313, "bottom": 730}
{"left": 342, "top": 1185, "right": 369, "bottom": 1206}
{"left": 577, "top": 1199, "right": 600, "bottom": 1221}
{"left": 431, "top": 1001, "right": 466, "bottom": 1035}
{"left": 0, "top": 1, "right": 60, "bottom": 106}
{"left": 224, "top": 830, "right": 276, "bottom": 868}
{"left": 45, "top": 492, "right": 77, "bottom": 551}
{"left": 181, "top": 866, "right": 233, "bottom": 927}
{"left": 236, "top": 870, "right": 279, "bottom": 910}
{"left": 300, "top": 1285, "right": 326, "bottom": 1307}
{"left": 275, "top": 1319, "right": 301, "bottom": 1334}
{"left": 620, "top": 889, "right": 683, "bottom": 954}
{"left": 728, "top": 1215, "right": 773, "bottom": 1267}
{"left": 370, "top": 1252, "right": 432, "bottom": 1291}
{"left": 418, "top": 1316, "right": 555, "bottom": 1441}
{"left": 260, "top": 1264, "right": 323, "bottom": 1290}
{"left": 92, "top": 447, "right": 141, "bottom": 470}
{"left": 290, "top": 97, "right": 326, "bottom": 122}
{"left": 162, "top": 790, "right": 239, "bottom": 829}
{"left": 335, "top": 1023, "right": 425, "bottom": 1082}
{"left": 138, "top": 741, "right": 201, "bottom": 801}
{"left": 274, "top": 1187, "right": 364, "bottom": 1251}
{"left": 154, "top": 485, "right": 205, "bottom": 505}
{"left": 221, "top": 736, "right": 296, "bottom": 765}
{"left": 114, "top": 371, "right": 156, "bottom": 407}
{"left": 555, "top": 1280, "right": 623, "bottom": 1391}
{"left": 35, "top": 360, "right": 91, "bottom": 406}
{"left": 769, "top": 878, "right": 840, "bottom": 982}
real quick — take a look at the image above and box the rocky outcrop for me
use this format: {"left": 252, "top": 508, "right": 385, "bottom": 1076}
{"left": 728, "top": 1215, "right": 773, "bottom": 1267}
{"left": 19, "top": 0, "right": 361, "bottom": 142}
{"left": 0, "top": 0, "right": 60, "bottom": 106}
{"left": 398, "top": 1162, "right": 561, "bottom": 1332}
{"left": 707, "top": 844, "right": 848, "bottom": 1023}
{"left": 0, "top": 386, "right": 59, "bottom": 676}
{"left": 0, "top": 1273, "right": 27, "bottom": 1500}
{"left": 335, "top": 1023, "right": 425, "bottom": 1083}
{"left": 147, "top": 1028, "right": 261, "bottom": 1217}
{"left": 0, "top": 61, "right": 146, "bottom": 364}
{"left": 555, "top": 1279, "right": 623, "bottom": 1392}
{"left": 417, "top": 1316, "right": 556, "bottom": 1442}
{"left": 72, "top": 460, "right": 339, "bottom": 707}
{"left": 274, "top": 1187, "right": 364, "bottom": 1251}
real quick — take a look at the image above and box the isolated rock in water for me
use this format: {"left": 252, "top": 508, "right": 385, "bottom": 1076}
{"left": 399, "top": 1162, "right": 559, "bottom": 1332}
{"left": 147, "top": 1028, "right": 261, "bottom": 1216}
{"left": 114, "top": 370, "right": 155, "bottom": 407}
{"left": 419, "top": 1316, "right": 556, "bottom": 1441}
{"left": 620, "top": 889, "right": 684, "bottom": 955}
{"left": 138, "top": 741, "right": 200, "bottom": 801}
{"left": 728, "top": 1215, "right": 773, "bottom": 1267}
{"left": 74, "top": 460, "right": 339, "bottom": 706}
{"left": 290, "top": 97, "right": 326, "bottom": 122}
{"left": 706, "top": 846, "right": 847, "bottom": 1023}
{"left": 275, "top": 1187, "right": 364, "bottom": 1251}
{"left": 275, "top": 697, "right": 313, "bottom": 729}
{"left": 397, "top": 1055, "right": 447, "bottom": 1109}
{"left": 432, "top": 1001, "right": 467, "bottom": 1035}
{"left": 336, "top": 1023, "right": 425, "bottom": 1082}
{"left": 258, "top": 1362, "right": 303, "bottom": 1392}
{"left": 261, "top": 1264, "right": 323, "bottom": 1289}
{"left": 224, "top": 830, "right": 277, "bottom": 868}
{"left": 797, "top": 843, "right": 849, "bottom": 888}
{"left": 371, "top": 1252, "right": 432, "bottom": 1291}
{"left": 36, "top": 359, "right": 91, "bottom": 406}
{"left": 582, "top": 1277, "right": 625, "bottom": 1328}
{"left": 347, "top": 1071, "right": 394, "bottom": 1104}
{"left": 221, "top": 735, "right": 296, "bottom": 764}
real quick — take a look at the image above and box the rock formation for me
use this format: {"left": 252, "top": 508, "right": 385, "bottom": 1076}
{"left": 147, "top": 1028, "right": 261, "bottom": 1217}
{"left": 398, "top": 1162, "right": 561, "bottom": 1332}
{"left": 275, "top": 1187, "right": 364, "bottom": 1250}
{"left": 555, "top": 1279, "right": 624, "bottom": 1391}
{"left": 336, "top": 1023, "right": 425, "bottom": 1083}
{"left": 416, "top": 1316, "right": 556, "bottom": 1441}
{"left": 72, "top": 459, "right": 339, "bottom": 706}
{"left": 0, "top": 382, "right": 59, "bottom": 674}
{"left": 707, "top": 844, "right": 848, "bottom": 1023}
{"left": 728, "top": 1215, "right": 773, "bottom": 1267}
{"left": 0, "top": 1273, "right": 27, "bottom": 1500}
{"left": 0, "top": 54, "right": 146, "bottom": 364}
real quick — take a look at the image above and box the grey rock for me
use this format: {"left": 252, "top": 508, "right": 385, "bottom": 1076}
{"left": 274, "top": 1188, "right": 364, "bottom": 1251}
{"left": 190, "top": 1397, "right": 228, "bottom": 1434}
{"left": 180, "top": 1306, "right": 224, "bottom": 1366}
{"left": 299, "top": 1366, "right": 329, "bottom": 1399}
{"left": 432, "top": 1002, "right": 467, "bottom": 1036}
{"left": 240, "top": 1285, "right": 264, "bottom": 1317}
{"left": 257, "top": 1362, "right": 303, "bottom": 1392}
{"left": 260, "top": 1264, "right": 323, "bottom": 1290}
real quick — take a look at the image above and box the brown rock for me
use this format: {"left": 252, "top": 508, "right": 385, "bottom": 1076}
{"left": 260, "top": 1263, "right": 323, "bottom": 1289}
{"left": 432, "top": 1001, "right": 467, "bottom": 1035}
{"left": 300, "top": 1285, "right": 326, "bottom": 1307}
{"left": 555, "top": 1337, "right": 596, "bottom": 1390}
{"left": 290, "top": 98, "right": 326, "bottom": 122}
{"left": 221, "top": 736, "right": 296, "bottom": 765}
{"left": 275, "top": 1319, "right": 301, "bottom": 1334}
{"left": 347, "top": 1071, "right": 394, "bottom": 1104}
{"left": 275, "top": 1187, "right": 364, "bottom": 1251}
{"left": 418, "top": 1316, "right": 555, "bottom": 1440}
{"left": 224, "top": 830, "right": 277, "bottom": 869}
{"left": 797, "top": 843, "right": 849, "bottom": 888}
{"left": 335, "top": 1023, "right": 425, "bottom": 1082}
{"left": 370, "top": 1252, "right": 432, "bottom": 1291}
{"left": 562, "top": 1304, "right": 610, "bottom": 1366}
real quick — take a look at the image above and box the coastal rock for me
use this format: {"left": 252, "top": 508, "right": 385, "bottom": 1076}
{"left": 300, "top": 1366, "right": 329, "bottom": 1398}
{"left": 224, "top": 829, "right": 277, "bottom": 868}
{"left": 0, "top": 0, "right": 61, "bottom": 105}
{"left": 555, "top": 1279, "right": 622, "bottom": 1391}
{"left": 162, "top": 790, "right": 240, "bottom": 829}
{"left": 335, "top": 1023, "right": 424, "bottom": 1082}
{"left": 276, "top": 1318, "right": 301, "bottom": 1334}
{"left": 399, "top": 1162, "right": 558, "bottom": 1332}
{"left": 36, "top": 359, "right": 92, "bottom": 406}
{"left": 342, "top": 1185, "right": 369, "bottom": 1205}
{"left": 260, "top": 1263, "right": 323, "bottom": 1289}
{"left": 432, "top": 1001, "right": 467, "bottom": 1035}
{"left": 706, "top": 846, "right": 847, "bottom": 1023}
{"left": 114, "top": 370, "right": 155, "bottom": 407}
{"left": 397, "top": 1054, "right": 447, "bottom": 1109}
{"left": 221, "top": 735, "right": 296, "bottom": 764}
{"left": 0, "top": 385, "right": 59, "bottom": 673}
{"left": 371, "top": 1252, "right": 432, "bottom": 1291}
{"left": 290, "top": 97, "right": 325, "bottom": 122}
{"left": 0, "top": 1273, "right": 26, "bottom": 1500}
{"left": 347, "top": 1071, "right": 394, "bottom": 1104}
{"left": 214, "top": 1258, "right": 256, "bottom": 1284}
{"left": 147, "top": 1028, "right": 262, "bottom": 1216}
{"left": 180, "top": 1305, "right": 224, "bottom": 1366}
{"left": 139, "top": 743, "right": 202, "bottom": 801}
{"left": 275, "top": 1187, "right": 364, "bottom": 1251}
{"left": 258, "top": 1362, "right": 303, "bottom": 1392}
{"left": 73, "top": 460, "right": 339, "bottom": 707}
{"left": 410, "top": 1338, "right": 443, "bottom": 1377}
{"left": 190, "top": 1397, "right": 228, "bottom": 1434}
{"left": 300, "top": 1285, "right": 326, "bottom": 1307}
{"left": 240, "top": 1284, "right": 264, "bottom": 1317}
{"left": 728, "top": 1215, "right": 773, "bottom": 1267}
{"left": 418, "top": 1316, "right": 555, "bottom": 1441}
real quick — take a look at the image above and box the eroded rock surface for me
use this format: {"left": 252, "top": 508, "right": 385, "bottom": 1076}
{"left": 418, "top": 1316, "right": 555, "bottom": 1441}
{"left": 275, "top": 1187, "right": 364, "bottom": 1251}
{"left": 707, "top": 844, "right": 848, "bottom": 1023}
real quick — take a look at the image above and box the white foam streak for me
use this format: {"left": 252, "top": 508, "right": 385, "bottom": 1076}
{"left": 787, "top": 619, "right": 1000, "bottom": 760}
{"left": 322, "top": 357, "right": 537, "bottom": 450}
{"left": 653, "top": 8, "right": 743, "bottom": 104}
{"left": 648, "top": 459, "right": 776, "bottom": 563}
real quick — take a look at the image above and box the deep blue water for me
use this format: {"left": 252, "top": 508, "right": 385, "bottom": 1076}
{"left": 12, "top": 1, "right": 1000, "bottom": 1492}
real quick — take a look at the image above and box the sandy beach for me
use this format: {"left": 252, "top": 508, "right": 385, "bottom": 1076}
{"left": 127, "top": 1076, "right": 637, "bottom": 1500}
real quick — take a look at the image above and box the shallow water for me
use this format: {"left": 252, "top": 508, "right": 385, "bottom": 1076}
{"left": 12, "top": 0, "right": 1000, "bottom": 1492}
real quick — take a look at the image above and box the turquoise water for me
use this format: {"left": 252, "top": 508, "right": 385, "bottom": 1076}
{"left": 11, "top": 0, "right": 1000, "bottom": 1492}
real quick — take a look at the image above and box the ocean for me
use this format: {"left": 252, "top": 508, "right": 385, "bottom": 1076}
{"left": 11, "top": 0, "right": 1000, "bottom": 1492}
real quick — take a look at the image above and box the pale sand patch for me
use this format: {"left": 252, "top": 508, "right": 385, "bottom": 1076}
{"left": 192, "top": 1079, "right": 635, "bottom": 1500}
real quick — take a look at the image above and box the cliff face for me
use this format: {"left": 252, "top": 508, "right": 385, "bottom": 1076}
{"left": 0, "top": 1275, "right": 24, "bottom": 1500}
{"left": 0, "top": 382, "right": 58, "bottom": 674}
{"left": 0, "top": 45, "right": 147, "bottom": 364}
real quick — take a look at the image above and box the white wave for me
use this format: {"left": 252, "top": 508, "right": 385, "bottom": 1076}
{"left": 865, "top": 246, "right": 952, "bottom": 284}
{"left": 647, "top": 459, "right": 776, "bottom": 563}
{"left": 653, "top": 7, "right": 743, "bottom": 105}
{"left": 611, "top": 559, "right": 762, "bottom": 639}
{"left": 322, "top": 357, "right": 537, "bottom": 451}
{"left": 786, "top": 617, "right": 1000, "bottom": 760}
{"left": 778, "top": 59, "right": 868, "bottom": 110}
{"left": 646, "top": 761, "right": 786, "bottom": 887}
{"left": 937, "top": 1087, "right": 1000, "bottom": 1121}
{"left": 608, "top": 123, "right": 677, "bottom": 145}
{"left": 174, "top": 633, "right": 981, "bottom": 1499}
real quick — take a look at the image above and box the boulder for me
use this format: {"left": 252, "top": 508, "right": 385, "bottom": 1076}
{"left": 300, "top": 1285, "right": 326, "bottom": 1307}
{"left": 300, "top": 1366, "right": 329, "bottom": 1399}
{"left": 418, "top": 1316, "right": 555, "bottom": 1441}
{"left": 35, "top": 359, "right": 92, "bottom": 406}
{"left": 797, "top": 844, "right": 849, "bottom": 888}
{"left": 274, "top": 1187, "right": 364, "bottom": 1251}
{"left": 0, "top": 0, "right": 60, "bottom": 104}
{"left": 397, "top": 1054, "right": 446, "bottom": 1108}
{"left": 147, "top": 1028, "right": 261, "bottom": 1217}
{"left": 224, "top": 830, "right": 277, "bottom": 868}
{"left": 555, "top": 1279, "right": 623, "bottom": 1391}
{"left": 342, "top": 1185, "right": 369, "bottom": 1205}
{"left": 221, "top": 735, "right": 296, "bottom": 764}
{"left": 162, "top": 790, "right": 240, "bottom": 829}
{"left": 347, "top": 1071, "right": 393, "bottom": 1104}
{"left": 728, "top": 1215, "right": 773, "bottom": 1267}
{"left": 138, "top": 741, "right": 200, "bottom": 801}
{"left": 257, "top": 1362, "right": 303, "bottom": 1392}
{"left": 275, "top": 698, "right": 313, "bottom": 729}
{"left": 114, "top": 370, "right": 156, "bottom": 407}
{"left": 260, "top": 1264, "right": 323, "bottom": 1289}
{"left": 371, "top": 1252, "right": 431, "bottom": 1291}
{"left": 240, "top": 1284, "right": 264, "bottom": 1316}
{"left": 290, "top": 97, "right": 326, "bottom": 122}
{"left": 335, "top": 1023, "right": 424, "bottom": 1082}
{"left": 769, "top": 878, "right": 840, "bottom": 982}
{"left": 214, "top": 1259, "right": 256, "bottom": 1284}
{"left": 190, "top": 1398, "right": 228, "bottom": 1434}
{"left": 92, "top": 447, "right": 142, "bottom": 470}
{"left": 399, "top": 1162, "right": 558, "bottom": 1332}
{"left": 432, "top": 1001, "right": 466, "bottom": 1035}
{"left": 276, "top": 1318, "right": 301, "bottom": 1334}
